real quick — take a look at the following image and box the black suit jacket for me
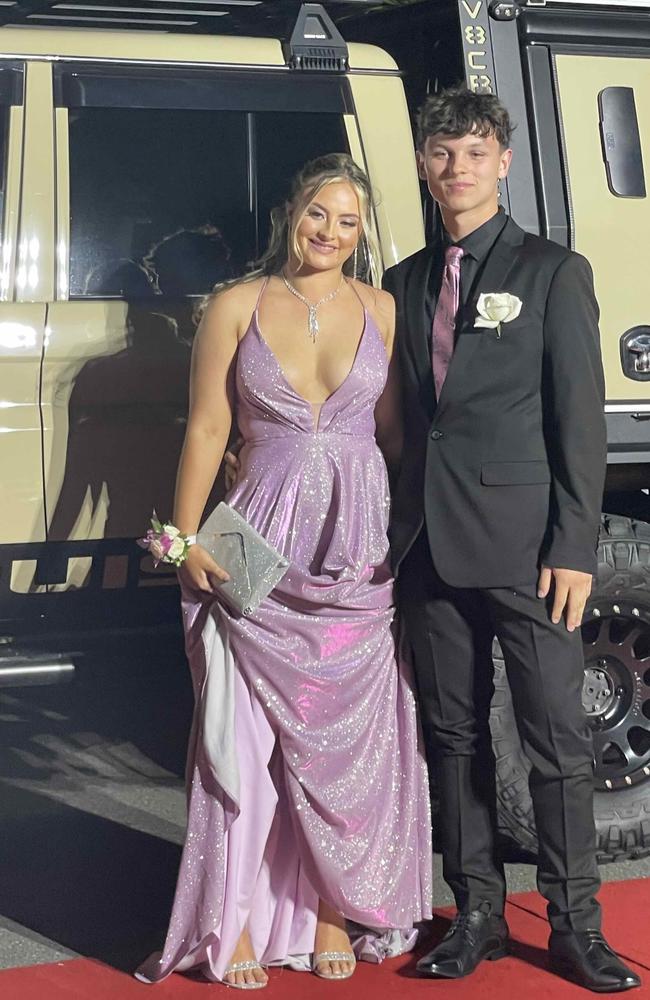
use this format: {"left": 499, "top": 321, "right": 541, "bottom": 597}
{"left": 383, "top": 216, "right": 606, "bottom": 588}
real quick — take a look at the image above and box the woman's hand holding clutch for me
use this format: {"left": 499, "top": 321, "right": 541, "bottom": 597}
{"left": 178, "top": 543, "right": 230, "bottom": 595}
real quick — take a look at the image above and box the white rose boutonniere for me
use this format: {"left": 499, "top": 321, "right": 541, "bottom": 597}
{"left": 474, "top": 292, "right": 523, "bottom": 338}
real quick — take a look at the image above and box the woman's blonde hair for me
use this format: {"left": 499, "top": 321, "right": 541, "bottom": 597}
{"left": 201, "top": 153, "right": 381, "bottom": 312}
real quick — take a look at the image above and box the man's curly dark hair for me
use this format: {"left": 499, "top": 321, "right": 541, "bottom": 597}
{"left": 416, "top": 84, "right": 514, "bottom": 151}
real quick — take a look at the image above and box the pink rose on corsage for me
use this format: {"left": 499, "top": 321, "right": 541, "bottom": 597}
{"left": 138, "top": 514, "right": 193, "bottom": 567}
{"left": 149, "top": 536, "right": 165, "bottom": 563}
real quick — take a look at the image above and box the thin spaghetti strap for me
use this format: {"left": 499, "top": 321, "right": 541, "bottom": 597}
{"left": 345, "top": 276, "right": 367, "bottom": 309}
{"left": 254, "top": 276, "right": 271, "bottom": 315}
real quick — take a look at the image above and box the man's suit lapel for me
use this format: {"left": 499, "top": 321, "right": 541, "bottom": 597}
{"left": 404, "top": 247, "right": 436, "bottom": 421}
{"left": 434, "top": 217, "right": 525, "bottom": 419}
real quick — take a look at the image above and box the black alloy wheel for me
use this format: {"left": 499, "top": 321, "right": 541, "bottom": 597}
{"left": 491, "top": 515, "right": 650, "bottom": 863}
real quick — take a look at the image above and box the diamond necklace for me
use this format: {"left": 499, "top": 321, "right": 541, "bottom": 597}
{"left": 281, "top": 272, "right": 344, "bottom": 343}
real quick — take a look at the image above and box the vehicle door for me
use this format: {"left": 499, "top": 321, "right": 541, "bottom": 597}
{"left": 552, "top": 51, "right": 650, "bottom": 408}
{"left": 44, "top": 62, "right": 363, "bottom": 609}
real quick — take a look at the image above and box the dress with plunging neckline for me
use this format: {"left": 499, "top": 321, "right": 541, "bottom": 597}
{"left": 136, "top": 279, "right": 432, "bottom": 986}
{"left": 252, "top": 277, "right": 370, "bottom": 430}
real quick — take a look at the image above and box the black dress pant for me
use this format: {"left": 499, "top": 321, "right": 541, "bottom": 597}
{"left": 399, "top": 530, "right": 601, "bottom": 933}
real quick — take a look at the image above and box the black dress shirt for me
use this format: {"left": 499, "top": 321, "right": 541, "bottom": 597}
{"left": 424, "top": 208, "right": 509, "bottom": 337}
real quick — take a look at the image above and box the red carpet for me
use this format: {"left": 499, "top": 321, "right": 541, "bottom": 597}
{"left": 2, "top": 880, "right": 648, "bottom": 999}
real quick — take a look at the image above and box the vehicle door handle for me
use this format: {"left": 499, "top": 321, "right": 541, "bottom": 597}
{"left": 620, "top": 326, "right": 650, "bottom": 379}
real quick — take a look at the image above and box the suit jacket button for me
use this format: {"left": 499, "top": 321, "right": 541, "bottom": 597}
{"left": 431, "top": 429, "right": 443, "bottom": 440}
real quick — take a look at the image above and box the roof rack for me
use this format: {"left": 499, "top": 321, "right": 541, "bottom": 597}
{"left": 284, "top": 3, "right": 349, "bottom": 71}
{"left": 0, "top": 0, "right": 390, "bottom": 36}
{"left": 0, "top": 0, "right": 239, "bottom": 32}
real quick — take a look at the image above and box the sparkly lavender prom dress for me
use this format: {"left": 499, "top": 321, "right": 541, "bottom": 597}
{"left": 137, "top": 282, "right": 432, "bottom": 984}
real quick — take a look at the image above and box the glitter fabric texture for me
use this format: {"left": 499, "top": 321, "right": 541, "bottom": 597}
{"left": 136, "top": 290, "right": 433, "bottom": 985}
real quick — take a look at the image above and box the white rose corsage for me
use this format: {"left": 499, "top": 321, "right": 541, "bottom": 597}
{"left": 138, "top": 513, "right": 196, "bottom": 567}
{"left": 474, "top": 292, "right": 523, "bottom": 338}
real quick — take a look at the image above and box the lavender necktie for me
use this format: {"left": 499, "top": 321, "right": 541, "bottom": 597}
{"left": 432, "top": 245, "right": 464, "bottom": 399}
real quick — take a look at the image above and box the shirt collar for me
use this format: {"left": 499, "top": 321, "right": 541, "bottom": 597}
{"left": 443, "top": 208, "right": 508, "bottom": 262}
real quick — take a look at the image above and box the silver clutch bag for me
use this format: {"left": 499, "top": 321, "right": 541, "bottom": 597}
{"left": 197, "top": 502, "right": 289, "bottom": 616}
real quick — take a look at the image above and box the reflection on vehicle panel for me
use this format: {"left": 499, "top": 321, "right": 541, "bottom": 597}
{"left": 0, "top": 28, "right": 423, "bottom": 632}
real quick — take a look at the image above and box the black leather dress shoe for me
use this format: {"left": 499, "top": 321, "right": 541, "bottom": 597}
{"left": 549, "top": 930, "right": 641, "bottom": 993}
{"left": 416, "top": 905, "right": 509, "bottom": 979}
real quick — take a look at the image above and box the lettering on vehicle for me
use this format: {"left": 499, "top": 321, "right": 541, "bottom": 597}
{"left": 458, "top": 0, "right": 497, "bottom": 94}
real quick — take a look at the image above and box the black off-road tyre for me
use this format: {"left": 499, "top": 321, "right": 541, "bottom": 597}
{"left": 491, "top": 515, "right": 650, "bottom": 864}
{"left": 490, "top": 649, "right": 538, "bottom": 856}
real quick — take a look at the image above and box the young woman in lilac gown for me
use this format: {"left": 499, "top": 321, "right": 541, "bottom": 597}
{"left": 136, "top": 154, "right": 432, "bottom": 990}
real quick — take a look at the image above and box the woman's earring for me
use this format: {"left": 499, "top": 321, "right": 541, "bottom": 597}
{"left": 352, "top": 244, "right": 358, "bottom": 279}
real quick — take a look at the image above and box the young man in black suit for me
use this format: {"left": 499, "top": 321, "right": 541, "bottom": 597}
{"left": 383, "top": 86, "right": 640, "bottom": 993}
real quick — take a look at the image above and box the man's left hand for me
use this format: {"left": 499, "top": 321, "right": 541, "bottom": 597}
{"left": 537, "top": 565, "right": 592, "bottom": 632}
{"left": 223, "top": 437, "right": 243, "bottom": 491}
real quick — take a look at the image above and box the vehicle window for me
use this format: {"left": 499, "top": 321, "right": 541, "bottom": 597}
{"left": 68, "top": 108, "right": 251, "bottom": 298}
{"left": 64, "top": 71, "right": 351, "bottom": 299}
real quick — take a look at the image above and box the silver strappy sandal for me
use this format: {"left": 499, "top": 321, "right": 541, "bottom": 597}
{"left": 222, "top": 959, "right": 267, "bottom": 990}
{"left": 312, "top": 950, "right": 357, "bottom": 980}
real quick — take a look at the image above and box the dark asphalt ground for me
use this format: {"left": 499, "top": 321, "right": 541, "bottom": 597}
{"left": 1, "top": 629, "right": 648, "bottom": 972}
